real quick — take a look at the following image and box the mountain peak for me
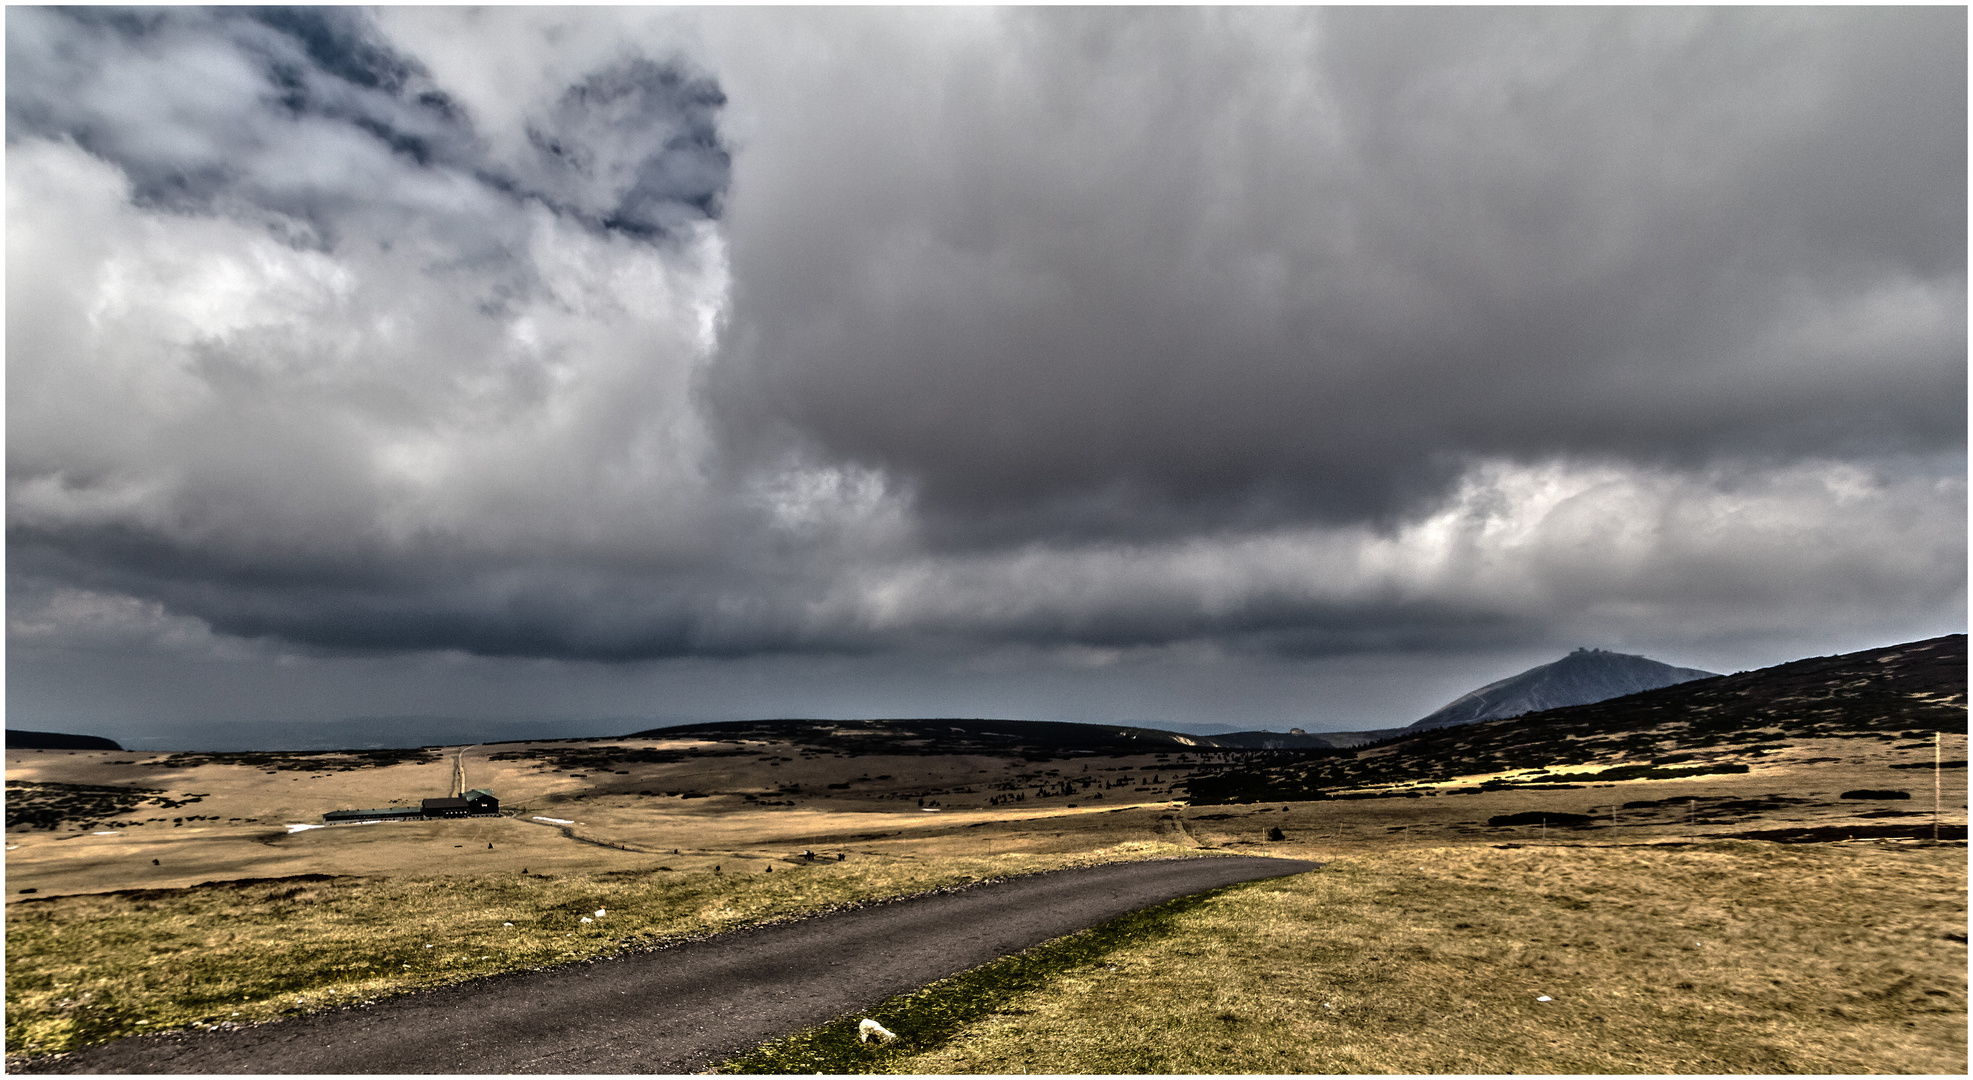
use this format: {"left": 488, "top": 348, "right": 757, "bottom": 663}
{"left": 1407, "top": 650, "right": 1717, "bottom": 731}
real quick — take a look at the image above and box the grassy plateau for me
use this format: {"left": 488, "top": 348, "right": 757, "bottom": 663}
{"left": 6, "top": 642, "right": 1966, "bottom": 1072}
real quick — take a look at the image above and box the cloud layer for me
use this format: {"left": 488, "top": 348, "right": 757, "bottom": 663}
{"left": 702, "top": 8, "right": 1963, "bottom": 535}
{"left": 8, "top": 8, "right": 1963, "bottom": 729}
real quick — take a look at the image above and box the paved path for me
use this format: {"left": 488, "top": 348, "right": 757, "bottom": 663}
{"left": 25, "top": 856, "right": 1322, "bottom": 1074}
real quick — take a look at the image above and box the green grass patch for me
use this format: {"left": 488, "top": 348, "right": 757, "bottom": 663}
{"left": 717, "top": 888, "right": 1225, "bottom": 1074}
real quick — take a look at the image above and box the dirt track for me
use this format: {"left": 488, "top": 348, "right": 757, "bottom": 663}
{"left": 21, "top": 855, "right": 1323, "bottom": 1074}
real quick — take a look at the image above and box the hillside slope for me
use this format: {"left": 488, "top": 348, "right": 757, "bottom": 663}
{"left": 5, "top": 731, "right": 123, "bottom": 751}
{"left": 1407, "top": 648, "right": 1717, "bottom": 731}
{"left": 1187, "top": 634, "right": 1965, "bottom": 801}
{"left": 626, "top": 717, "right": 1216, "bottom": 756}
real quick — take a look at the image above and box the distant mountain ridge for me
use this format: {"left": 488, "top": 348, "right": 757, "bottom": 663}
{"left": 1180, "top": 633, "right": 1966, "bottom": 802}
{"left": 6, "top": 729, "right": 123, "bottom": 751}
{"left": 1204, "top": 648, "right": 1722, "bottom": 750}
{"left": 628, "top": 717, "right": 1218, "bottom": 755}
{"left": 1406, "top": 648, "right": 1717, "bottom": 731}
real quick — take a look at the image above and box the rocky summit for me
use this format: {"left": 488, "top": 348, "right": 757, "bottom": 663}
{"left": 1407, "top": 648, "right": 1717, "bottom": 731}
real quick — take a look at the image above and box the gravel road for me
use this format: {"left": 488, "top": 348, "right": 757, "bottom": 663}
{"left": 23, "top": 855, "right": 1322, "bottom": 1074}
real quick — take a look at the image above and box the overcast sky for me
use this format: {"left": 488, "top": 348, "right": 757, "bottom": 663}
{"left": 8, "top": 7, "right": 1965, "bottom": 749}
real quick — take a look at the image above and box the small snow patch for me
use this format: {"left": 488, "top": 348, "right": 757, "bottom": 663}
{"left": 92, "top": 831, "right": 120, "bottom": 836}
{"left": 285, "top": 824, "right": 325, "bottom": 834}
{"left": 533, "top": 816, "right": 575, "bottom": 824}
{"left": 1536, "top": 996, "right": 1552, "bottom": 1002}
{"left": 858, "top": 1018, "right": 897, "bottom": 1044}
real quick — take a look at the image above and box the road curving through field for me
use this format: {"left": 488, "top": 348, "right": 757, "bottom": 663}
{"left": 21, "top": 854, "right": 1322, "bottom": 1074}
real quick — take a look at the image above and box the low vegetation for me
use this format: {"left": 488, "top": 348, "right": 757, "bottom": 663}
{"left": 485, "top": 743, "right": 751, "bottom": 771}
{"left": 4, "top": 782, "right": 207, "bottom": 831}
{"left": 630, "top": 718, "right": 1207, "bottom": 758}
{"left": 748, "top": 841, "right": 1965, "bottom": 1075}
{"left": 145, "top": 749, "right": 442, "bottom": 772}
{"left": 4, "top": 843, "right": 1187, "bottom": 1059}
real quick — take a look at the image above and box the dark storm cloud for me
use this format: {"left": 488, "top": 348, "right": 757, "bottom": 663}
{"left": 7, "top": 528, "right": 823, "bottom": 662}
{"left": 4, "top": 7, "right": 729, "bottom": 247}
{"left": 526, "top": 60, "right": 732, "bottom": 237}
{"left": 707, "top": 7, "right": 1964, "bottom": 541}
{"left": 6, "top": 6, "right": 1963, "bottom": 684}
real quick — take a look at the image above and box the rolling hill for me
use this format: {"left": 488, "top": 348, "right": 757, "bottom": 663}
{"left": 5, "top": 730, "right": 123, "bottom": 751}
{"left": 624, "top": 717, "right": 1218, "bottom": 757}
{"left": 1202, "top": 647, "right": 1720, "bottom": 749}
{"left": 1405, "top": 647, "right": 1717, "bottom": 731}
{"left": 1182, "top": 633, "right": 1965, "bottom": 803}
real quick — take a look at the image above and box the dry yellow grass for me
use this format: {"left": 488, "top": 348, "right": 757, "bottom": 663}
{"left": 9, "top": 731, "right": 1961, "bottom": 898}
{"left": 9, "top": 731, "right": 1966, "bottom": 1070}
{"left": 3, "top": 742, "right": 1199, "bottom": 897}
{"left": 872, "top": 840, "right": 1965, "bottom": 1074}
{"left": 4, "top": 841, "right": 1194, "bottom": 1059}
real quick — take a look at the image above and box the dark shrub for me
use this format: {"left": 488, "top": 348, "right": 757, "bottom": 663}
{"left": 1488, "top": 811, "right": 1594, "bottom": 827}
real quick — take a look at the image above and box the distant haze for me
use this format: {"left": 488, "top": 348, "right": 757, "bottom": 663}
{"left": 7, "top": 9, "right": 1964, "bottom": 746}
{"left": 81, "top": 717, "right": 664, "bottom": 754}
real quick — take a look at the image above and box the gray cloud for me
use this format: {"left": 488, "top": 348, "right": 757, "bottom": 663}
{"left": 6, "top": 7, "right": 1963, "bottom": 732}
{"left": 704, "top": 7, "right": 1963, "bottom": 540}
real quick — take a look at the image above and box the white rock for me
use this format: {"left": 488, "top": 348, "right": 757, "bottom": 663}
{"left": 858, "top": 1018, "right": 898, "bottom": 1044}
